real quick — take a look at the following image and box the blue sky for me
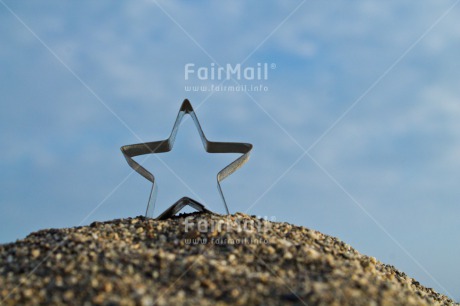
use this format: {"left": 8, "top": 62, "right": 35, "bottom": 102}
{"left": 1, "top": 0, "right": 460, "bottom": 300}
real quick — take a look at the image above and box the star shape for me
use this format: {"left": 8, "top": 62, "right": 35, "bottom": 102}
{"left": 121, "top": 99, "right": 253, "bottom": 218}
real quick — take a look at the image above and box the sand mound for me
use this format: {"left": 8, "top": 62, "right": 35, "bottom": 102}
{"left": 0, "top": 213, "right": 456, "bottom": 305}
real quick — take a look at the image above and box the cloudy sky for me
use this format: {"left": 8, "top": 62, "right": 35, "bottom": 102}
{"left": 1, "top": 0, "right": 459, "bottom": 300}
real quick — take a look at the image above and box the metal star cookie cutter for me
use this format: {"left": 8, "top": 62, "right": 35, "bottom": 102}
{"left": 121, "top": 99, "right": 253, "bottom": 219}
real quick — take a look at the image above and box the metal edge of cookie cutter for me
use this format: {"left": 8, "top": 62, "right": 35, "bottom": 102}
{"left": 155, "top": 197, "right": 213, "bottom": 220}
{"left": 120, "top": 99, "right": 253, "bottom": 219}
